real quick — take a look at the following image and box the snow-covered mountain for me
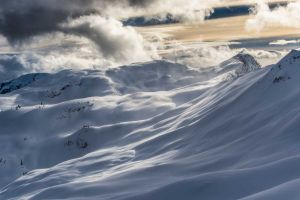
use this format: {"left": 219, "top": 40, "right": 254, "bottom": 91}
{"left": 1, "top": 51, "right": 300, "bottom": 200}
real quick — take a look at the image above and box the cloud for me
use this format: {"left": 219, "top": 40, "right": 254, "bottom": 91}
{"left": 0, "top": 0, "right": 219, "bottom": 65}
{"left": 269, "top": 39, "right": 300, "bottom": 45}
{"left": 0, "top": 37, "right": 287, "bottom": 83}
{"left": 164, "top": 44, "right": 236, "bottom": 68}
{"left": 0, "top": 0, "right": 219, "bottom": 42}
{"left": 0, "top": 55, "right": 26, "bottom": 81}
{"left": 162, "top": 40, "right": 287, "bottom": 69}
{"left": 60, "top": 15, "right": 157, "bottom": 63}
{"left": 245, "top": 1, "right": 300, "bottom": 31}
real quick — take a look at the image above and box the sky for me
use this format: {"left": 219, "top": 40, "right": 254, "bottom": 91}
{"left": 0, "top": 0, "right": 299, "bottom": 80}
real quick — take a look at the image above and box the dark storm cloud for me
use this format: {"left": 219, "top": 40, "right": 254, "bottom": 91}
{"left": 0, "top": 0, "right": 159, "bottom": 43}
{"left": 0, "top": 7, "right": 74, "bottom": 42}
{"left": 128, "top": 0, "right": 157, "bottom": 7}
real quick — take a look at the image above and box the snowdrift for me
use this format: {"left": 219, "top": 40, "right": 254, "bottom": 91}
{"left": 1, "top": 51, "right": 300, "bottom": 200}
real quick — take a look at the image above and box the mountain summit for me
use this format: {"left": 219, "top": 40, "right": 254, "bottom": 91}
{"left": 217, "top": 53, "right": 261, "bottom": 79}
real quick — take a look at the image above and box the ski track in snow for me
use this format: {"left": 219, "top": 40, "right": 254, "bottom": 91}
{"left": 1, "top": 51, "right": 300, "bottom": 199}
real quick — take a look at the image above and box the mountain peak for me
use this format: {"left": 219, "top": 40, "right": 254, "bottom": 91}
{"left": 277, "top": 49, "right": 300, "bottom": 66}
{"left": 217, "top": 53, "right": 261, "bottom": 79}
{"left": 232, "top": 53, "right": 262, "bottom": 71}
{"left": 269, "top": 50, "right": 300, "bottom": 84}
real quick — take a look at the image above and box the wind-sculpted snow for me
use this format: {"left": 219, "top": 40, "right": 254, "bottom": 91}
{"left": 1, "top": 52, "right": 300, "bottom": 200}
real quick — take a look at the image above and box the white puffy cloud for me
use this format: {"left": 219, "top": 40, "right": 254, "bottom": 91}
{"left": 60, "top": 15, "right": 158, "bottom": 63}
{"left": 246, "top": 0, "right": 300, "bottom": 31}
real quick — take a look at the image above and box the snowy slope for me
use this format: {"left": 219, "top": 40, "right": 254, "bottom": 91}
{"left": 1, "top": 51, "right": 300, "bottom": 200}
